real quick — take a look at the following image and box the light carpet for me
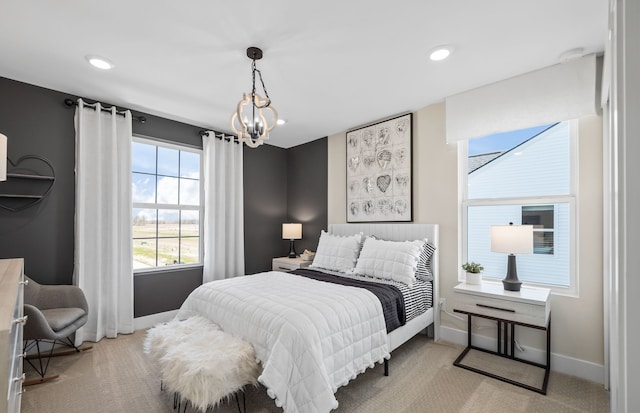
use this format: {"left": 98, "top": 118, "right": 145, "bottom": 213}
{"left": 21, "top": 330, "right": 609, "bottom": 413}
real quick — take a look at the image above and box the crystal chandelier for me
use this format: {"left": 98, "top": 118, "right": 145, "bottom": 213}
{"left": 230, "top": 47, "right": 278, "bottom": 148}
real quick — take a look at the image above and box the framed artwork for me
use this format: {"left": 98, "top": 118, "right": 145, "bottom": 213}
{"left": 346, "top": 113, "right": 412, "bottom": 222}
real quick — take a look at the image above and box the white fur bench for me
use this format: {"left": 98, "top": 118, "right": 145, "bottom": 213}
{"left": 144, "top": 316, "right": 261, "bottom": 412}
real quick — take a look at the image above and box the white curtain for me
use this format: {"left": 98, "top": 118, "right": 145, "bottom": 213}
{"left": 202, "top": 132, "right": 244, "bottom": 283}
{"left": 73, "top": 99, "right": 134, "bottom": 344}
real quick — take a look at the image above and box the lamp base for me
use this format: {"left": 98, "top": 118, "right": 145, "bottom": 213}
{"left": 288, "top": 239, "right": 297, "bottom": 258}
{"left": 502, "top": 254, "right": 522, "bottom": 292}
{"left": 502, "top": 278, "right": 522, "bottom": 292}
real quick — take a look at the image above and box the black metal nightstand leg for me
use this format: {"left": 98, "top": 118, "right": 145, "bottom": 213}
{"left": 453, "top": 310, "right": 552, "bottom": 395}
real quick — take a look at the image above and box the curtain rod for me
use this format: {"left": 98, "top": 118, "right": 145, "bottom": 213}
{"left": 199, "top": 130, "right": 239, "bottom": 144}
{"left": 65, "top": 98, "right": 238, "bottom": 142}
{"left": 64, "top": 98, "right": 147, "bottom": 123}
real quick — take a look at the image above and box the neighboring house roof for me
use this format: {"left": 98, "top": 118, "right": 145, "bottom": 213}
{"left": 468, "top": 123, "right": 558, "bottom": 174}
{"left": 468, "top": 151, "right": 503, "bottom": 173}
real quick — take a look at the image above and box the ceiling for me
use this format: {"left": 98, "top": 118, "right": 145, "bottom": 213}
{"left": 0, "top": 1, "right": 608, "bottom": 148}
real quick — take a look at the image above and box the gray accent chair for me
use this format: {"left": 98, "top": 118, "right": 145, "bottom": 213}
{"left": 23, "top": 276, "right": 89, "bottom": 380}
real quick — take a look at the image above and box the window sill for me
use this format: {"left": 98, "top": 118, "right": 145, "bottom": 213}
{"left": 134, "top": 264, "right": 203, "bottom": 276}
{"left": 456, "top": 276, "right": 578, "bottom": 298}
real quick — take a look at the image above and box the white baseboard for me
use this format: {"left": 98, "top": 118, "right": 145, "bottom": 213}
{"left": 133, "top": 310, "right": 179, "bottom": 331}
{"left": 439, "top": 325, "right": 605, "bottom": 385}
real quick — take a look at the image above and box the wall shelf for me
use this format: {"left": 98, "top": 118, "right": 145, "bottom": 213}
{"left": 0, "top": 155, "right": 56, "bottom": 212}
{"left": 0, "top": 194, "right": 43, "bottom": 199}
{"left": 6, "top": 173, "right": 55, "bottom": 181}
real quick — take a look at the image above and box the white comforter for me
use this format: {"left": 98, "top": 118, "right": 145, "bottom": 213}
{"left": 176, "top": 271, "right": 389, "bottom": 413}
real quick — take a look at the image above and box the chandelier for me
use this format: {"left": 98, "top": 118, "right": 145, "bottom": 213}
{"left": 230, "top": 47, "right": 278, "bottom": 148}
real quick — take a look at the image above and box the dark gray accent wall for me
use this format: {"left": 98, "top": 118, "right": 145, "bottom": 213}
{"left": 0, "top": 76, "right": 327, "bottom": 318}
{"left": 243, "top": 144, "right": 288, "bottom": 274}
{"left": 0, "top": 77, "right": 209, "bottom": 317}
{"left": 0, "top": 77, "right": 76, "bottom": 285}
{"left": 132, "top": 110, "right": 203, "bottom": 148}
{"left": 286, "top": 138, "right": 328, "bottom": 254}
{"left": 133, "top": 267, "right": 202, "bottom": 317}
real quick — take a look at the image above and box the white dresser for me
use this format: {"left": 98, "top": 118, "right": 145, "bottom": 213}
{"left": 0, "top": 259, "right": 26, "bottom": 413}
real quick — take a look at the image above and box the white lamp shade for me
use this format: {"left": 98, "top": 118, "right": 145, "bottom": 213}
{"left": 0, "top": 133, "right": 7, "bottom": 181}
{"left": 490, "top": 224, "right": 533, "bottom": 254}
{"left": 282, "top": 223, "right": 302, "bottom": 240}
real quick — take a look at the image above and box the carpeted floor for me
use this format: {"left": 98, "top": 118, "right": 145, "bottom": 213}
{"left": 21, "top": 330, "right": 609, "bottom": 413}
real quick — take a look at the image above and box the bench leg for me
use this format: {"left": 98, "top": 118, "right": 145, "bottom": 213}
{"left": 235, "top": 391, "right": 246, "bottom": 413}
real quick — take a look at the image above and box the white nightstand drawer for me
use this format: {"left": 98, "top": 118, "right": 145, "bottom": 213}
{"left": 453, "top": 283, "right": 550, "bottom": 327}
{"left": 272, "top": 257, "right": 312, "bottom": 271}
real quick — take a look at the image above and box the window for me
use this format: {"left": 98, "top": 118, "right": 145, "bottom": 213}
{"left": 461, "top": 120, "right": 577, "bottom": 293}
{"left": 132, "top": 137, "right": 203, "bottom": 271}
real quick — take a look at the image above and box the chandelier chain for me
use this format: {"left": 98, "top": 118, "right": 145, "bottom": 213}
{"left": 256, "top": 69, "right": 271, "bottom": 107}
{"left": 251, "top": 60, "right": 271, "bottom": 109}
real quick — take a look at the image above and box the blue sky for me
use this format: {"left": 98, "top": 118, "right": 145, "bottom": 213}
{"left": 468, "top": 124, "right": 554, "bottom": 156}
{"left": 132, "top": 141, "right": 201, "bottom": 206}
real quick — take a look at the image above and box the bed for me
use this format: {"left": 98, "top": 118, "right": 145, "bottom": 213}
{"left": 329, "top": 224, "right": 440, "bottom": 350}
{"left": 176, "top": 223, "right": 439, "bottom": 413}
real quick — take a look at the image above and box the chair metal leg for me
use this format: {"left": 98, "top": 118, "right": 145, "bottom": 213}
{"left": 64, "top": 337, "right": 82, "bottom": 352}
{"left": 22, "top": 339, "right": 61, "bottom": 386}
{"left": 23, "top": 337, "right": 92, "bottom": 386}
{"left": 23, "top": 339, "right": 56, "bottom": 378}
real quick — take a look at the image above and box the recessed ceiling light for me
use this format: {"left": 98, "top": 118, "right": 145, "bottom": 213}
{"left": 86, "top": 55, "right": 115, "bottom": 70}
{"left": 277, "top": 119, "right": 286, "bottom": 125}
{"left": 429, "top": 46, "right": 453, "bottom": 62}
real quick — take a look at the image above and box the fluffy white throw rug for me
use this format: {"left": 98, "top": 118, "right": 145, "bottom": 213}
{"left": 144, "top": 316, "right": 261, "bottom": 412}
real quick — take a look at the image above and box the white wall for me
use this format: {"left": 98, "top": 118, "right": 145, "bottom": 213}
{"left": 328, "top": 103, "right": 605, "bottom": 381}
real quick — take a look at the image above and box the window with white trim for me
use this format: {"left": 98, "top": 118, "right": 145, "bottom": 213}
{"left": 460, "top": 120, "right": 577, "bottom": 293}
{"left": 132, "top": 137, "right": 203, "bottom": 271}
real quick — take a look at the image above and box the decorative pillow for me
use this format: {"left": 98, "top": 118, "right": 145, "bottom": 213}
{"left": 416, "top": 241, "right": 436, "bottom": 282}
{"left": 309, "top": 231, "right": 363, "bottom": 273}
{"left": 353, "top": 237, "right": 424, "bottom": 286}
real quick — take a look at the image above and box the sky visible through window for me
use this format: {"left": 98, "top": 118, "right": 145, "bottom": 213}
{"left": 132, "top": 140, "right": 201, "bottom": 269}
{"left": 468, "top": 124, "right": 553, "bottom": 156}
{"left": 132, "top": 142, "right": 200, "bottom": 206}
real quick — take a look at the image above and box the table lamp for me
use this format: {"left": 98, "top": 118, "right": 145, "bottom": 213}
{"left": 490, "top": 222, "right": 533, "bottom": 291}
{"left": 282, "top": 223, "right": 302, "bottom": 258}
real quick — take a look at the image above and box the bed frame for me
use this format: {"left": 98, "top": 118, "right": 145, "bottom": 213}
{"left": 328, "top": 224, "right": 440, "bottom": 353}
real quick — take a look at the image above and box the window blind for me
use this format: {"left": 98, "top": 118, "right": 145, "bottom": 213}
{"left": 446, "top": 54, "right": 597, "bottom": 143}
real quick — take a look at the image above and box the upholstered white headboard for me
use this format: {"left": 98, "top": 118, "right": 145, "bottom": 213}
{"left": 328, "top": 223, "right": 438, "bottom": 244}
{"left": 328, "top": 223, "right": 439, "bottom": 279}
{"left": 329, "top": 223, "right": 438, "bottom": 276}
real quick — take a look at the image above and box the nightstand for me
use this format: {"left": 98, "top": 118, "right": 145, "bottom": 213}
{"left": 452, "top": 282, "right": 551, "bottom": 394}
{"left": 272, "top": 257, "right": 312, "bottom": 271}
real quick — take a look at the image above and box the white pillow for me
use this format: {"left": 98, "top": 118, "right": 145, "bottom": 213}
{"left": 354, "top": 237, "right": 424, "bottom": 286}
{"left": 309, "top": 231, "right": 363, "bottom": 273}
